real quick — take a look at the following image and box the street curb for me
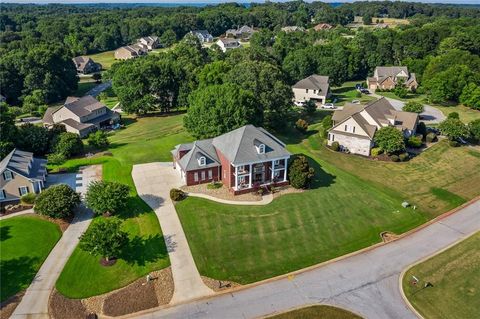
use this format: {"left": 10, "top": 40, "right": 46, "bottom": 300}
{"left": 256, "top": 303, "right": 364, "bottom": 319}
{"left": 398, "top": 231, "right": 479, "bottom": 319}
{"left": 111, "top": 196, "right": 480, "bottom": 319}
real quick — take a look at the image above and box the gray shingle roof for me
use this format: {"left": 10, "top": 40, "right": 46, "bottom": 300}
{"left": 60, "top": 95, "right": 105, "bottom": 118}
{"left": 0, "top": 149, "right": 46, "bottom": 181}
{"left": 375, "top": 66, "right": 409, "bottom": 78}
{"left": 292, "top": 75, "right": 330, "bottom": 95}
{"left": 212, "top": 125, "right": 291, "bottom": 165}
{"left": 177, "top": 139, "right": 220, "bottom": 171}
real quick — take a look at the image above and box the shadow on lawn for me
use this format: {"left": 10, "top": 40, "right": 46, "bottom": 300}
{"left": 0, "top": 257, "right": 39, "bottom": 302}
{"left": 295, "top": 154, "right": 336, "bottom": 189}
{"left": 120, "top": 234, "right": 168, "bottom": 266}
{"left": 0, "top": 225, "right": 11, "bottom": 242}
{"left": 118, "top": 196, "right": 156, "bottom": 219}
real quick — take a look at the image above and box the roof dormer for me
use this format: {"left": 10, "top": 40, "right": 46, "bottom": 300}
{"left": 198, "top": 156, "right": 206, "bottom": 166}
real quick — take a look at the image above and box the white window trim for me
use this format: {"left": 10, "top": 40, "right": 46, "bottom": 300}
{"left": 194, "top": 172, "right": 199, "bottom": 182}
{"left": 208, "top": 170, "right": 212, "bottom": 179}
{"left": 201, "top": 171, "right": 206, "bottom": 181}
{"left": 19, "top": 186, "right": 29, "bottom": 196}
{"left": 3, "top": 170, "right": 13, "bottom": 181}
{"left": 257, "top": 144, "right": 265, "bottom": 154}
{"left": 198, "top": 156, "right": 206, "bottom": 166}
{"left": 0, "top": 189, "right": 5, "bottom": 200}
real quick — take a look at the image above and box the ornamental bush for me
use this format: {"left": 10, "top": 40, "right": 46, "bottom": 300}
{"left": 47, "top": 152, "right": 66, "bottom": 165}
{"left": 426, "top": 132, "right": 437, "bottom": 143}
{"left": 439, "top": 118, "right": 469, "bottom": 141}
{"left": 20, "top": 193, "right": 36, "bottom": 205}
{"left": 407, "top": 135, "right": 423, "bottom": 148}
{"left": 416, "top": 122, "right": 427, "bottom": 137}
{"left": 449, "top": 140, "right": 460, "bottom": 147}
{"left": 85, "top": 181, "right": 130, "bottom": 216}
{"left": 170, "top": 188, "right": 186, "bottom": 201}
{"left": 88, "top": 130, "right": 110, "bottom": 149}
{"left": 374, "top": 126, "right": 406, "bottom": 154}
{"left": 370, "top": 147, "right": 383, "bottom": 157}
{"left": 54, "top": 132, "right": 84, "bottom": 158}
{"left": 295, "top": 119, "right": 309, "bottom": 133}
{"left": 331, "top": 141, "right": 340, "bottom": 151}
{"left": 390, "top": 154, "right": 400, "bottom": 162}
{"left": 403, "top": 101, "right": 424, "bottom": 114}
{"left": 399, "top": 153, "right": 409, "bottom": 162}
{"left": 468, "top": 119, "right": 480, "bottom": 142}
{"left": 447, "top": 112, "right": 459, "bottom": 119}
{"left": 79, "top": 218, "right": 128, "bottom": 262}
{"left": 34, "top": 184, "right": 81, "bottom": 219}
{"left": 288, "top": 155, "right": 315, "bottom": 189}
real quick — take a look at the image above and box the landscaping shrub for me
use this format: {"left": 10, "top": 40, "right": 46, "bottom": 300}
{"left": 54, "top": 132, "right": 84, "bottom": 158}
{"left": 447, "top": 112, "right": 460, "bottom": 119}
{"left": 370, "top": 147, "right": 383, "bottom": 157}
{"left": 416, "top": 122, "right": 427, "bottom": 137}
{"left": 407, "top": 135, "right": 423, "bottom": 148}
{"left": 426, "top": 132, "right": 437, "bottom": 143}
{"left": 85, "top": 181, "right": 130, "bottom": 216}
{"left": 170, "top": 188, "right": 186, "bottom": 201}
{"left": 79, "top": 217, "right": 128, "bottom": 262}
{"left": 34, "top": 184, "right": 81, "bottom": 219}
{"left": 20, "top": 193, "right": 36, "bottom": 205}
{"left": 374, "top": 126, "right": 405, "bottom": 154}
{"left": 468, "top": 119, "right": 480, "bottom": 142}
{"left": 399, "top": 153, "right": 410, "bottom": 162}
{"left": 403, "top": 101, "right": 424, "bottom": 113}
{"left": 47, "top": 152, "right": 66, "bottom": 165}
{"left": 295, "top": 119, "right": 309, "bottom": 133}
{"left": 305, "top": 100, "right": 316, "bottom": 114}
{"left": 88, "top": 130, "right": 110, "bottom": 149}
{"left": 288, "top": 156, "right": 315, "bottom": 189}
{"left": 390, "top": 154, "right": 400, "bottom": 162}
{"left": 439, "top": 118, "right": 469, "bottom": 141}
{"left": 207, "top": 181, "right": 223, "bottom": 189}
{"left": 331, "top": 141, "right": 340, "bottom": 151}
{"left": 449, "top": 140, "right": 460, "bottom": 147}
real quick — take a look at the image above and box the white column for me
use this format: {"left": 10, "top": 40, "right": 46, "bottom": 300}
{"left": 283, "top": 157, "right": 288, "bottom": 182}
{"left": 234, "top": 165, "right": 238, "bottom": 190}
{"left": 271, "top": 160, "right": 275, "bottom": 181}
{"left": 249, "top": 163, "right": 252, "bottom": 188}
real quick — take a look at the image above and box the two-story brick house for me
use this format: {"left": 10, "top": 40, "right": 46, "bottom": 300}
{"left": 171, "top": 125, "right": 291, "bottom": 194}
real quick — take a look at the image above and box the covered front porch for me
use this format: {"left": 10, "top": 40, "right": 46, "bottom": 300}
{"left": 232, "top": 157, "right": 288, "bottom": 191}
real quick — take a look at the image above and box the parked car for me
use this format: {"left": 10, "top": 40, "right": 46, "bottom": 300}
{"left": 321, "top": 103, "right": 336, "bottom": 109}
{"left": 355, "top": 83, "right": 363, "bottom": 90}
{"left": 360, "top": 88, "right": 370, "bottom": 94}
{"left": 352, "top": 100, "right": 361, "bottom": 104}
{"left": 294, "top": 101, "right": 306, "bottom": 107}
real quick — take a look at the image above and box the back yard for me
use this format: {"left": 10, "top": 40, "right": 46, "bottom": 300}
{"left": 402, "top": 232, "right": 480, "bottom": 319}
{"left": 0, "top": 215, "right": 61, "bottom": 302}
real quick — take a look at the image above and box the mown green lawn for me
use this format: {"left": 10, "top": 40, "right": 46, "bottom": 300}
{"left": 74, "top": 81, "right": 97, "bottom": 97}
{"left": 269, "top": 305, "right": 362, "bottom": 319}
{"left": 86, "top": 50, "right": 118, "bottom": 70}
{"left": 331, "top": 81, "right": 376, "bottom": 106}
{"left": 53, "top": 114, "right": 193, "bottom": 298}
{"left": 403, "top": 232, "right": 480, "bottom": 319}
{"left": 0, "top": 215, "right": 62, "bottom": 302}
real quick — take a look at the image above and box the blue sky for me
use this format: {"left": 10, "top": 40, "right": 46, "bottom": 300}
{"left": 1, "top": 0, "right": 478, "bottom": 4}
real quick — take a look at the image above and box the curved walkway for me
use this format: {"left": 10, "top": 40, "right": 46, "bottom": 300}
{"left": 0, "top": 208, "right": 33, "bottom": 220}
{"left": 122, "top": 198, "right": 479, "bottom": 319}
{"left": 132, "top": 163, "right": 214, "bottom": 304}
{"left": 187, "top": 192, "right": 273, "bottom": 205}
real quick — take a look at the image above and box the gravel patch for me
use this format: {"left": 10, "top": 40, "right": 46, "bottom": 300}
{"left": 201, "top": 276, "right": 241, "bottom": 292}
{"left": 49, "top": 289, "right": 89, "bottom": 319}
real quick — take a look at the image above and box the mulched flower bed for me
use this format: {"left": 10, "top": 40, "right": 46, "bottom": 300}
{"left": 0, "top": 291, "right": 25, "bottom": 319}
{"left": 99, "top": 258, "right": 117, "bottom": 267}
{"left": 201, "top": 276, "right": 241, "bottom": 292}
{"left": 49, "top": 289, "right": 90, "bottom": 319}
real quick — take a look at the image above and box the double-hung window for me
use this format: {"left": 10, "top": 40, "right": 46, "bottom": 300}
{"left": 3, "top": 171, "right": 13, "bottom": 181}
{"left": 208, "top": 170, "right": 212, "bottom": 179}
{"left": 194, "top": 172, "right": 199, "bottom": 182}
{"left": 19, "top": 186, "right": 29, "bottom": 196}
{"left": 201, "top": 171, "right": 206, "bottom": 181}
{"left": 0, "top": 189, "right": 5, "bottom": 200}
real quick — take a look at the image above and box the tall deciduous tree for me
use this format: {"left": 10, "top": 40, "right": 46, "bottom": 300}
{"left": 439, "top": 118, "right": 470, "bottom": 141}
{"left": 85, "top": 181, "right": 130, "bottom": 216}
{"left": 374, "top": 126, "right": 406, "bottom": 154}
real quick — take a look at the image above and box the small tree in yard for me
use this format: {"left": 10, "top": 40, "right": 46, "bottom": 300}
{"left": 439, "top": 118, "right": 469, "bottom": 141}
{"left": 85, "top": 181, "right": 129, "bottom": 216}
{"left": 35, "top": 184, "right": 81, "bottom": 219}
{"left": 295, "top": 119, "right": 308, "bottom": 133}
{"left": 79, "top": 218, "right": 128, "bottom": 263}
{"left": 55, "top": 132, "right": 84, "bottom": 158}
{"left": 374, "top": 126, "right": 405, "bottom": 154}
{"left": 288, "top": 156, "right": 315, "bottom": 189}
{"left": 88, "top": 130, "right": 110, "bottom": 149}
{"left": 469, "top": 119, "right": 480, "bottom": 142}
{"left": 447, "top": 112, "right": 460, "bottom": 119}
{"left": 403, "top": 101, "right": 424, "bottom": 114}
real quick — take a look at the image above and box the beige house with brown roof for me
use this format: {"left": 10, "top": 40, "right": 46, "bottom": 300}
{"left": 327, "top": 98, "right": 418, "bottom": 156}
{"left": 314, "top": 23, "right": 333, "bottom": 31}
{"left": 114, "top": 45, "right": 147, "bottom": 60}
{"left": 43, "top": 95, "right": 120, "bottom": 138}
{"left": 72, "top": 56, "right": 102, "bottom": 74}
{"left": 292, "top": 75, "right": 330, "bottom": 105}
{"left": 1, "top": 149, "right": 47, "bottom": 203}
{"left": 367, "top": 66, "right": 418, "bottom": 91}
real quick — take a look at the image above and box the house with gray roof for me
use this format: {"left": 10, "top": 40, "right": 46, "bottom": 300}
{"left": 0, "top": 149, "right": 47, "bottom": 203}
{"left": 216, "top": 38, "right": 242, "bottom": 52}
{"left": 43, "top": 95, "right": 120, "bottom": 137}
{"left": 190, "top": 30, "right": 214, "bottom": 43}
{"left": 138, "top": 36, "right": 160, "bottom": 51}
{"left": 172, "top": 125, "right": 291, "bottom": 194}
{"left": 292, "top": 75, "right": 331, "bottom": 105}
{"left": 72, "top": 56, "right": 102, "bottom": 74}
{"left": 367, "top": 66, "right": 418, "bottom": 91}
{"left": 226, "top": 25, "right": 256, "bottom": 40}
{"left": 327, "top": 98, "right": 419, "bottom": 156}
{"left": 114, "top": 44, "right": 147, "bottom": 60}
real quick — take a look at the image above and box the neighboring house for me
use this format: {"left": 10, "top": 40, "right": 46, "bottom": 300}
{"left": 226, "top": 25, "right": 256, "bottom": 40}
{"left": 114, "top": 45, "right": 147, "bottom": 60}
{"left": 281, "top": 26, "right": 305, "bottom": 33}
{"left": 314, "top": 23, "right": 333, "bottom": 31}
{"left": 42, "top": 95, "right": 120, "bottom": 138}
{"left": 72, "top": 56, "right": 102, "bottom": 74}
{"left": 327, "top": 98, "right": 419, "bottom": 156}
{"left": 172, "top": 125, "right": 291, "bottom": 195}
{"left": 367, "top": 66, "right": 418, "bottom": 91}
{"left": 292, "top": 75, "right": 331, "bottom": 105}
{"left": 0, "top": 149, "right": 47, "bottom": 203}
{"left": 190, "top": 30, "right": 214, "bottom": 43}
{"left": 137, "top": 36, "right": 160, "bottom": 51}
{"left": 375, "top": 23, "right": 389, "bottom": 29}
{"left": 216, "top": 38, "right": 242, "bottom": 52}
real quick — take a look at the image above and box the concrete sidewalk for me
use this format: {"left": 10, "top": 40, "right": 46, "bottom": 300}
{"left": 187, "top": 192, "right": 273, "bottom": 206}
{"left": 11, "top": 165, "right": 101, "bottom": 319}
{"left": 123, "top": 199, "right": 480, "bottom": 319}
{"left": 132, "top": 163, "right": 214, "bottom": 304}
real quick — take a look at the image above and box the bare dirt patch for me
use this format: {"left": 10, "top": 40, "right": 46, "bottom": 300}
{"left": 0, "top": 291, "right": 24, "bottom": 319}
{"left": 201, "top": 276, "right": 241, "bottom": 292}
{"left": 49, "top": 289, "right": 90, "bottom": 319}
{"left": 37, "top": 214, "right": 73, "bottom": 233}
{"left": 380, "top": 231, "right": 399, "bottom": 242}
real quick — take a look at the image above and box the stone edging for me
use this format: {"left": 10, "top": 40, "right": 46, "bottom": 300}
{"left": 186, "top": 192, "right": 273, "bottom": 206}
{"left": 113, "top": 195, "right": 480, "bottom": 319}
{"left": 398, "top": 231, "right": 479, "bottom": 319}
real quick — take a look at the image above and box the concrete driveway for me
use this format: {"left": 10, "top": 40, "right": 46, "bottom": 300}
{"left": 132, "top": 163, "right": 214, "bottom": 304}
{"left": 45, "top": 172, "right": 79, "bottom": 191}
{"left": 85, "top": 80, "right": 112, "bottom": 97}
{"left": 124, "top": 200, "right": 480, "bottom": 319}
